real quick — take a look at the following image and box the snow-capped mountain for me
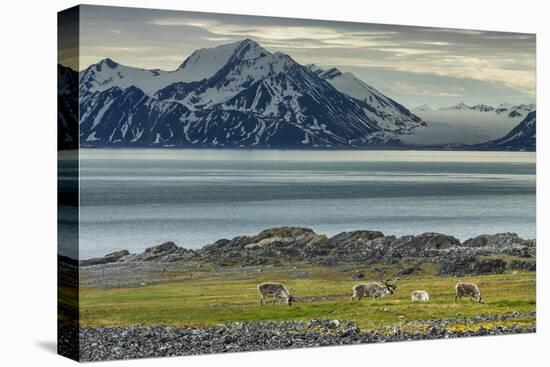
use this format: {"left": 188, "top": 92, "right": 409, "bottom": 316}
{"left": 499, "top": 104, "right": 536, "bottom": 118}
{"left": 471, "top": 104, "right": 494, "bottom": 112}
{"left": 439, "top": 102, "right": 535, "bottom": 118}
{"left": 79, "top": 40, "right": 247, "bottom": 95}
{"left": 403, "top": 101, "right": 533, "bottom": 147}
{"left": 495, "top": 103, "right": 513, "bottom": 112}
{"left": 305, "top": 64, "right": 424, "bottom": 132}
{"left": 76, "top": 39, "right": 425, "bottom": 148}
{"left": 473, "top": 111, "right": 535, "bottom": 151}
{"left": 441, "top": 102, "right": 472, "bottom": 111}
{"left": 58, "top": 64, "right": 79, "bottom": 149}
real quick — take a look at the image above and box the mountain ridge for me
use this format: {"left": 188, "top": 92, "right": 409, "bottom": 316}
{"left": 75, "top": 39, "right": 425, "bottom": 148}
{"left": 471, "top": 111, "right": 536, "bottom": 151}
{"left": 437, "top": 102, "right": 535, "bottom": 118}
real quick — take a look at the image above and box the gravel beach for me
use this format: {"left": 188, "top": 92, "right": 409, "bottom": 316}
{"left": 72, "top": 312, "right": 535, "bottom": 361}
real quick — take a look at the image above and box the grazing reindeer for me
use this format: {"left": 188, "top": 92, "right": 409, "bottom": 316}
{"left": 349, "top": 278, "right": 398, "bottom": 302}
{"left": 258, "top": 282, "right": 295, "bottom": 307}
{"left": 455, "top": 283, "right": 482, "bottom": 303}
{"left": 411, "top": 290, "right": 429, "bottom": 302}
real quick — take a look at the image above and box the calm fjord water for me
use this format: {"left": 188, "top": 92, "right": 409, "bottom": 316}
{"left": 78, "top": 149, "right": 535, "bottom": 259}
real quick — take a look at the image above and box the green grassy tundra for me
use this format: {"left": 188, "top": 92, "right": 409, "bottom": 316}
{"left": 78, "top": 262, "right": 536, "bottom": 330}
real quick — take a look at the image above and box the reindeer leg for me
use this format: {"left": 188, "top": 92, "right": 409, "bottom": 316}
{"left": 260, "top": 295, "right": 264, "bottom": 307}
{"left": 272, "top": 296, "right": 277, "bottom": 307}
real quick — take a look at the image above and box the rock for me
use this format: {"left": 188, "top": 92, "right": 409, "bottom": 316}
{"left": 79, "top": 227, "right": 536, "bottom": 269}
{"left": 200, "top": 227, "right": 328, "bottom": 266}
{"left": 503, "top": 246, "right": 532, "bottom": 258}
{"left": 145, "top": 241, "right": 178, "bottom": 254}
{"left": 464, "top": 233, "right": 535, "bottom": 248}
{"left": 352, "top": 271, "right": 365, "bottom": 280}
{"left": 389, "top": 233, "right": 461, "bottom": 258}
{"left": 397, "top": 264, "right": 421, "bottom": 276}
{"left": 473, "top": 258, "right": 507, "bottom": 275}
{"left": 508, "top": 260, "right": 536, "bottom": 272}
{"left": 438, "top": 255, "right": 506, "bottom": 276}
{"left": 80, "top": 250, "right": 130, "bottom": 266}
{"left": 76, "top": 312, "right": 535, "bottom": 361}
{"left": 328, "top": 230, "right": 385, "bottom": 245}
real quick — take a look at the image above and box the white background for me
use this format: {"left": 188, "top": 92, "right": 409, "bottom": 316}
{"left": 0, "top": 0, "right": 547, "bottom": 365}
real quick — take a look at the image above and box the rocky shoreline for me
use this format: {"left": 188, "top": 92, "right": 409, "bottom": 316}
{"left": 74, "top": 312, "right": 535, "bottom": 361}
{"left": 63, "top": 228, "right": 537, "bottom": 361}
{"left": 78, "top": 227, "right": 535, "bottom": 277}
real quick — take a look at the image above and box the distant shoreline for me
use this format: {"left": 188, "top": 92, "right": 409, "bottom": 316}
{"left": 76, "top": 144, "right": 535, "bottom": 152}
{"left": 71, "top": 227, "right": 536, "bottom": 269}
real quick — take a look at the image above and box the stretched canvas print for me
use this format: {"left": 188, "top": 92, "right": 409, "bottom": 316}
{"left": 58, "top": 4, "right": 536, "bottom": 362}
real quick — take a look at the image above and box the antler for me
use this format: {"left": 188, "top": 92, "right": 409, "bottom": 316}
{"left": 385, "top": 276, "right": 399, "bottom": 285}
{"left": 376, "top": 269, "right": 395, "bottom": 284}
{"left": 377, "top": 268, "right": 400, "bottom": 286}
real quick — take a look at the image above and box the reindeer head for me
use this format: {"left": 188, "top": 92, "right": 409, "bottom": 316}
{"left": 381, "top": 278, "right": 399, "bottom": 294}
{"left": 287, "top": 289, "right": 296, "bottom": 306}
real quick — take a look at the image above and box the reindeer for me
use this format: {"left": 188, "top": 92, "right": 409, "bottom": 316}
{"left": 411, "top": 290, "right": 429, "bottom": 302}
{"left": 455, "top": 283, "right": 482, "bottom": 303}
{"left": 258, "top": 282, "right": 295, "bottom": 307}
{"left": 349, "top": 277, "right": 398, "bottom": 302}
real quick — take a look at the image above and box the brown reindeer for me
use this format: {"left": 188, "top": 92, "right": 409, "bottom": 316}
{"left": 350, "top": 277, "right": 398, "bottom": 302}
{"left": 258, "top": 282, "right": 295, "bottom": 307}
{"left": 455, "top": 283, "right": 482, "bottom": 303}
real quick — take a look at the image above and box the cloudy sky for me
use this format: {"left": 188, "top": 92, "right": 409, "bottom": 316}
{"left": 76, "top": 5, "right": 536, "bottom": 108}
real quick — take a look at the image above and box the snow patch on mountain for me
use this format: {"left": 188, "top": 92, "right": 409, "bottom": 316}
{"left": 472, "top": 111, "right": 535, "bottom": 151}
{"left": 438, "top": 102, "right": 535, "bottom": 118}
{"left": 77, "top": 39, "right": 427, "bottom": 148}
{"left": 471, "top": 104, "right": 494, "bottom": 112}
{"left": 442, "top": 102, "right": 471, "bottom": 110}
{"left": 176, "top": 40, "right": 257, "bottom": 82}
{"left": 403, "top": 102, "right": 534, "bottom": 146}
{"left": 305, "top": 64, "right": 425, "bottom": 133}
{"left": 80, "top": 39, "right": 268, "bottom": 96}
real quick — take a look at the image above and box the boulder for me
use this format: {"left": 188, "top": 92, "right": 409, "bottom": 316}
{"left": 389, "top": 233, "right": 460, "bottom": 258}
{"left": 508, "top": 260, "right": 536, "bottom": 272}
{"left": 80, "top": 250, "right": 130, "bottom": 267}
{"left": 438, "top": 255, "right": 506, "bottom": 276}
{"left": 397, "top": 264, "right": 422, "bottom": 276}
{"left": 200, "top": 227, "right": 328, "bottom": 266}
{"left": 144, "top": 241, "right": 178, "bottom": 254}
{"left": 78, "top": 227, "right": 537, "bottom": 269}
{"left": 463, "top": 233, "right": 535, "bottom": 248}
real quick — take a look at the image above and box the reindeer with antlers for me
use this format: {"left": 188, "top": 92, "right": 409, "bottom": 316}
{"left": 258, "top": 282, "right": 296, "bottom": 307}
{"left": 349, "top": 272, "right": 399, "bottom": 303}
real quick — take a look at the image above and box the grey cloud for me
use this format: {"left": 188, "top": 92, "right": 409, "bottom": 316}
{"left": 77, "top": 5, "right": 535, "bottom": 107}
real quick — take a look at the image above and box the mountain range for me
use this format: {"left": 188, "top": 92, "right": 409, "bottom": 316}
{"left": 57, "top": 38, "right": 535, "bottom": 151}
{"left": 429, "top": 102, "right": 536, "bottom": 118}
{"left": 57, "top": 64, "right": 79, "bottom": 150}
{"left": 471, "top": 111, "right": 536, "bottom": 151}
{"left": 74, "top": 39, "right": 425, "bottom": 149}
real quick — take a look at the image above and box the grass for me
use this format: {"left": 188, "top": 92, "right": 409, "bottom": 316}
{"left": 78, "top": 263, "right": 536, "bottom": 329}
